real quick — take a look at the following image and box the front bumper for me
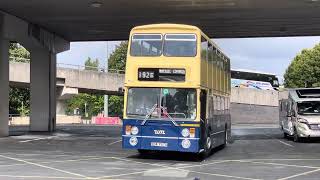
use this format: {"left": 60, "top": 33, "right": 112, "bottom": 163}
{"left": 297, "top": 123, "right": 320, "bottom": 137}
{"left": 122, "top": 135, "right": 200, "bottom": 153}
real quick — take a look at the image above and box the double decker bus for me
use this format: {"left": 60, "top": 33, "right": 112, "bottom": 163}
{"left": 122, "top": 24, "right": 231, "bottom": 157}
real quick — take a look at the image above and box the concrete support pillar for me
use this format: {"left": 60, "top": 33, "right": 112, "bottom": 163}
{"left": 30, "top": 48, "right": 56, "bottom": 132}
{"left": 0, "top": 20, "right": 9, "bottom": 137}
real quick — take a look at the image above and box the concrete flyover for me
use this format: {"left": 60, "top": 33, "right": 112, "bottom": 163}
{"left": 9, "top": 62, "right": 125, "bottom": 95}
{"left": 1, "top": 0, "right": 320, "bottom": 40}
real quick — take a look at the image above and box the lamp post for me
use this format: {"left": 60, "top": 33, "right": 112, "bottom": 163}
{"left": 104, "top": 41, "right": 109, "bottom": 117}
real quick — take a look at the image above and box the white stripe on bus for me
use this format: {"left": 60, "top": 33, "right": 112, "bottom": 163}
{"left": 122, "top": 135, "right": 199, "bottom": 140}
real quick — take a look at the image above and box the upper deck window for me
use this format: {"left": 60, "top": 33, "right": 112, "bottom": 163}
{"left": 164, "top": 34, "right": 197, "bottom": 57}
{"left": 130, "top": 34, "right": 162, "bottom": 56}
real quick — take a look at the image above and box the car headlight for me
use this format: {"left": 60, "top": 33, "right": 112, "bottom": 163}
{"left": 181, "top": 139, "right": 191, "bottom": 149}
{"left": 131, "top": 126, "right": 139, "bottom": 135}
{"left": 129, "top": 137, "right": 138, "bottom": 146}
{"left": 297, "top": 118, "right": 308, "bottom": 124}
{"left": 181, "top": 128, "right": 190, "bottom": 137}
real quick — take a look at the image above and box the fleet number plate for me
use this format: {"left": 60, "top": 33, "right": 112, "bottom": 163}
{"left": 151, "top": 142, "right": 168, "bottom": 147}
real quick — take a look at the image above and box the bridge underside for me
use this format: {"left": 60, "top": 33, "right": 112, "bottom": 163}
{"left": 1, "top": 0, "right": 320, "bottom": 41}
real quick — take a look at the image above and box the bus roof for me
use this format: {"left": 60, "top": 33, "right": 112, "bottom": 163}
{"left": 231, "top": 68, "right": 277, "bottom": 76}
{"left": 131, "top": 24, "right": 200, "bottom": 32}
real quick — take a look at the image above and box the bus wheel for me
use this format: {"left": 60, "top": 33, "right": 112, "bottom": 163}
{"left": 222, "top": 128, "right": 228, "bottom": 148}
{"left": 201, "top": 132, "right": 212, "bottom": 158}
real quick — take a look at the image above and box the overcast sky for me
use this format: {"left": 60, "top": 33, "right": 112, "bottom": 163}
{"left": 57, "top": 37, "right": 320, "bottom": 83}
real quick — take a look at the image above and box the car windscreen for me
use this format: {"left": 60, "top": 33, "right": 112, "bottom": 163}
{"left": 297, "top": 101, "right": 320, "bottom": 115}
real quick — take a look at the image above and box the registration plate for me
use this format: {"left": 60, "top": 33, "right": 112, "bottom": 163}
{"left": 151, "top": 142, "right": 168, "bottom": 147}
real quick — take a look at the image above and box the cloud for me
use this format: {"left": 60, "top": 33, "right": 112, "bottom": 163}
{"left": 214, "top": 36, "right": 320, "bottom": 78}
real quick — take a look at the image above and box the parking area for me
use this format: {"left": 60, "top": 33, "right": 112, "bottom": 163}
{"left": 0, "top": 125, "right": 320, "bottom": 180}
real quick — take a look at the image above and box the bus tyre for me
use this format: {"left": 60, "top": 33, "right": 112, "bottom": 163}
{"left": 201, "top": 132, "right": 212, "bottom": 158}
{"left": 222, "top": 127, "right": 228, "bottom": 148}
{"left": 293, "top": 128, "right": 301, "bottom": 142}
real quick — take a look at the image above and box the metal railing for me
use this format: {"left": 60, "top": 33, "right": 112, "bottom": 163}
{"left": 57, "top": 63, "right": 125, "bottom": 74}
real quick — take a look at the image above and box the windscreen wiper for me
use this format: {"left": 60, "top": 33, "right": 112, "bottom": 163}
{"left": 141, "top": 104, "right": 158, "bottom": 126}
{"left": 159, "top": 106, "right": 178, "bottom": 126}
{"left": 141, "top": 104, "right": 178, "bottom": 126}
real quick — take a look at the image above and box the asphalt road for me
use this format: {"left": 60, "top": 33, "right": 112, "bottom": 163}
{"left": 0, "top": 125, "right": 320, "bottom": 180}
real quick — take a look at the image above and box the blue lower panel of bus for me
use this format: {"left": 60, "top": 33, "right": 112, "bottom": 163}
{"left": 122, "top": 119, "right": 201, "bottom": 153}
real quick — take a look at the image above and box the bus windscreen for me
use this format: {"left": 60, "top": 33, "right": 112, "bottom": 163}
{"left": 126, "top": 88, "right": 197, "bottom": 120}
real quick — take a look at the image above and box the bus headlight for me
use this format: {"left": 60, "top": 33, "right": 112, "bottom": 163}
{"left": 181, "top": 139, "right": 191, "bottom": 149}
{"left": 129, "top": 137, "right": 138, "bottom": 146}
{"left": 131, "top": 126, "right": 139, "bottom": 135}
{"left": 181, "top": 128, "right": 190, "bottom": 137}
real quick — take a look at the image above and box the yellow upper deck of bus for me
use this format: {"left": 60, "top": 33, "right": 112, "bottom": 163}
{"left": 125, "top": 23, "right": 231, "bottom": 95}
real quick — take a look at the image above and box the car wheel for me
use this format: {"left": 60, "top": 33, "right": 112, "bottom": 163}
{"left": 293, "top": 128, "right": 301, "bottom": 142}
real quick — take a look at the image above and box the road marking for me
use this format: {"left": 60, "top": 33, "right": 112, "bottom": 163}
{"left": 0, "top": 175, "right": 86, "bottom": 179}
{"left": 277, "top": 168, "right": 320, "bottom": 180}
{"left": 0, "top": 154, "right": 91, "bottom": 179}
{"left": 108, "top": 139, "right": 122, "bottom": 146}
{"left": 236, "top": 160, "right": 320, "bottom": 169}
{"left": 179, "top": 160, "right": 232, "bottom": 169}
{"left": 109, "top": 157, "right": 260, "bottom": 180}
{"left": 186, "top": 169, "right": 262, "bottom": 180}
{"left": 278, "top": 140, "right": 294, "bottom": 147}
{"left": 236, "top": 158, "right": 320, "bottom": 161}
{"left": 19, "top": 136, "right": 56, "bottom": 143}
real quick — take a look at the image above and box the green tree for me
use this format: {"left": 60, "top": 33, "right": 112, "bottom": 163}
{"left": 108, "top": 41, "right": 128, "bottom": 72}
{"left": 107, "top": 41, "right": 128, "bottom": 117}
{"left": 65, "top": 93, "right": 104, "bottom": 118}
{"left": 84, "top": 57, "right": 99, "bottom": 71}
{"left": 9, "top": 43, "right": 30, "bottom": 63}
{"left": 9, "top": 43, "right": 31, "bottom": 116}
{"left": 284, "top": 44, "right": 320, "bottom": 88}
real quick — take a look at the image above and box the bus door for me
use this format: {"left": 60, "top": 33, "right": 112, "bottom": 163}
{"left": 200, "top": 90, "right": 208, "bottom": 146}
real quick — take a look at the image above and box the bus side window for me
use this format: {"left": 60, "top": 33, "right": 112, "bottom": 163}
{"left": 201, "top": 37, "right": 208, "bottom": 61}
{"left": 208, "top": 43, "right": 213, "bottom": 62}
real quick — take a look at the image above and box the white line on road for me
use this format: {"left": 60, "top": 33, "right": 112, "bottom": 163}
{"left": 109, "top": 157, "right": 260, "bottom": 180}
{"left": 108, "top": 139, "right": 122, "bottom": 146}
{"left": 263, "top": 133, "right": 294, "bottom": 147}
{"left": 278, "top": 168, "right": 320, "bottom": 180}
{"left": 236, "top": 160, "right": 320, "bottom": 169}
{"left": 0, "top": 154, "right": 90, "bottom": 179}
{"left": 277, "top": 140, "right": 294, "bottom": 147}
{"left": 19, "top": 136, "right": 57, "bottom": 143}
{"left": 0, "top": 175, "right": 86, "bottom": 179}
